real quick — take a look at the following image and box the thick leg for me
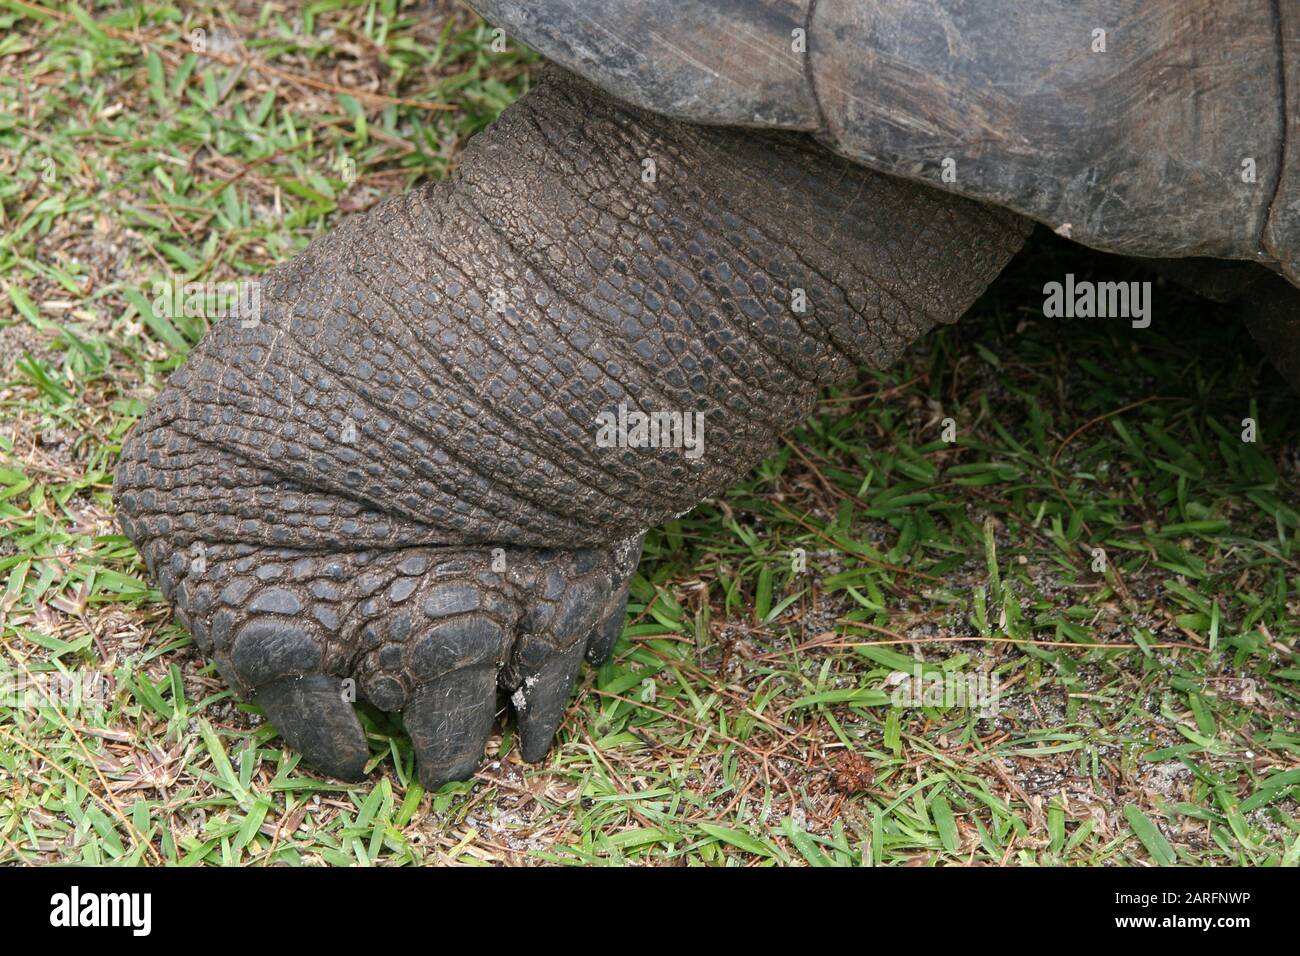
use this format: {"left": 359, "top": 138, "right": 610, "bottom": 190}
{"left": 1243, "top": 272, "right": 1300, "bottom": 393}
{"left": 114, "top": 68, "right": 1029, "bottom": 785}
{"left": 1144, "top": 256, "right": 1300, "bottom": 393}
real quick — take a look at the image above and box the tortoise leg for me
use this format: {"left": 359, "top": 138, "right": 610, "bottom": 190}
{"left": 114, "top": 68, "right": 1030, "bottom": 783}
{"left": 1140, "top": 257, "right": 1300, "bottom": 394}
{"left": 1243, "top": 272, "right": 1300, "bottom": 394}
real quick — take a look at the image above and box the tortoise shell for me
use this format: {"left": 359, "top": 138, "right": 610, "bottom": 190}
{"left": 469, "top": 0, "right": 1300, "bottom": 287}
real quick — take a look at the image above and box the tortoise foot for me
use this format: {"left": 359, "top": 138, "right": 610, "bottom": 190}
{"left": 146, "top": 535, "right": 642, "bottom": 787}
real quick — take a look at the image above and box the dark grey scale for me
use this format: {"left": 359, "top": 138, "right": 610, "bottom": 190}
{"left": 362, "top": 673, "right": 407, "bottom": 712}
{"left": 431, "top": 559, "right": 468, "bottom": 577}
{"left": 386, "top": 609, "right": 413, "bottom": 643}
{"left": 356, "top": 620, "right": 384, "bottom": 655}
{"left": 247, "top": 588, "right": 303, "bottom": 615}
{"left": 540, "top": 570, "right": 566, "bottom": 601}
{"left": 398, "top": 553, "right": 429, "bottom": 576}
{"left": 552, "top": 578, "right": 606, "bottom": 640}
{"left": 406, "top": 614, "right": 509, "bottom": 680}
{"left": 377, "top": 643, "right": 403, "bottom": 671}
{"left": 420, "top": 582, "right": 481, "bottom": 617}
{"left": 355, "top": 572, "right": 391, "bottom": 598}
{"left": 517, "top": 597, "right": 557, "bottom": 636}
{"left": 308, "top": 579, "right": 339, "bottom": 601}
{"left": 254, "top": 562, "right": 285, "bottom": 581}
{"left": 480, "top": 588, "right": 515, "bottom": 622}
{"left": 219, "top": 577, "right": 254, "bottom": 606}
{"left": 188, "top": 583, "right": 215, "bottom": 617}
{"left": 176, "top": 584, "right": 215, "bottom": 652}
{"left": 311, "top": 604, "right": 340, "bottom": 631}
{"left": 230, "top": 619, "right": 322, "bottom": 688}
{"left": 387, "top": 576, "right": 419, "bottom": 604}
{"left": 210, "top": 610, "right": 236, "bottom": 652}
{"left": 155, "top": 562, "right": 178, "bottom": 600}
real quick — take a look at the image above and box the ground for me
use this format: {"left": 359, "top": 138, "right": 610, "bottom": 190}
{"left": 0, "top": 0, "right": 1297, "bottom": 866}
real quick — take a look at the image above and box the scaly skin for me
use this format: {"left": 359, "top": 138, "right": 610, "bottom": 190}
{"left": 113, "top": 68, "right": 1031, "bottom": 788}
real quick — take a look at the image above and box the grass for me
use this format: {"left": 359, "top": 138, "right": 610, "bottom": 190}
{"left": 1, "top": 0, "right": 1298, "bottom": 866}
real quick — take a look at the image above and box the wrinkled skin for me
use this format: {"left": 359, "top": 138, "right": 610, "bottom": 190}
{"left": 114, "top": 69, "right": 1030, "bottom": 788}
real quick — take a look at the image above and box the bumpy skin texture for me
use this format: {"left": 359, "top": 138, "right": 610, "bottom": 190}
{"left": 114, "top": 69, "right": 1030, "bottom": 787}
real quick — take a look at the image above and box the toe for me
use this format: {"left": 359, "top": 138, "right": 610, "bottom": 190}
{"left": 505, "top": 564, "right": 611, "bottom": 762}
{"left": 403, "top": 671, "right": 498, "bottom": 789}
{"left": 402, "top": 611, "right": 512, "bottom": 789}
{"left": 513, "top": 639, "right": 588, "bottom": 762}
{"left": 254, "top": 674, "right": 370, "bottom": 781}
{"left": 584, "top": 533, "right": 643, "bottom": 665}
{"left": 584, "top": 589, "right": 631, "bottom": 666}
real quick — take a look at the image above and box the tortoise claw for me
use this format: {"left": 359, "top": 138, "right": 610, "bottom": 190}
{"left": 253, "top": 674, "right": 369, "bottom": 781}
{"left": 404, "top": 668, "right": 499, "bottom": 789}
{"left": 512, "top": 639, "right": 588, "bottom": 763}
